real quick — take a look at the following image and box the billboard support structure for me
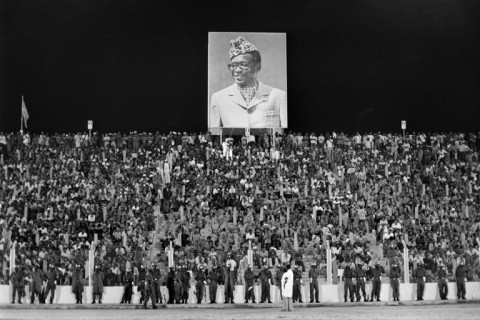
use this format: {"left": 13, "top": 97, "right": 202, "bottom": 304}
{"left": 401, "top": 120, "right": 406, "bottom": 139}
{"left": 271, "top": 128, "right": 275, "bottom": 148}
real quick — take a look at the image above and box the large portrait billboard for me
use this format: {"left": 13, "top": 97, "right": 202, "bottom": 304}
{"left": 208, "top": 32, "right": 288, "bottom": 130}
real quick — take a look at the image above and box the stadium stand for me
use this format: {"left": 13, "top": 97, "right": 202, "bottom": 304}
{"left": 1, "top": 130, "right": 479, "bottom": 295}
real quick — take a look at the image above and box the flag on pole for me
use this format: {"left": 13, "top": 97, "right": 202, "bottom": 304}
{"left": 248, "top": 241, "right": 253, "bottom": 267}
{"left": 168, "top": 241, "right": 174, "bottom": 268}
{"left": 22, "top": 96, "right": 29, "bottom": 128}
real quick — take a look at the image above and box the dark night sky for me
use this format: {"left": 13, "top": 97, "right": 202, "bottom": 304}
{"left": 1, "top": 0, "right": 479, "bottom": 134}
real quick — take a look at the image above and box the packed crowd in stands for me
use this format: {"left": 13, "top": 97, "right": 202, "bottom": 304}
{"left": 1, "top": 130, "right": 480, "bottom": 287}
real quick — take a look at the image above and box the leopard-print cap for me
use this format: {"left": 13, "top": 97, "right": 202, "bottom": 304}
{"left": 229, "top": 37, "right": 258, "bottom": 59}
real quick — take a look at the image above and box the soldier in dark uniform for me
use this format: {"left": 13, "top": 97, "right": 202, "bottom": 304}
{"left": 370, "top": 261, "right": 383, "bottom": 302}
{"left": 10, "top": 265, "right": 25, "bottom": 304}
{"left": 121, "top": 268, "right": 134, "bottom": 303}
{"left": 455, "top": 258, "right": 467, "bottom": 300}
{"left": 138, "top": 265, "right": 146, "bottom": 304}
{"left": 414, "top": 261, "right": 426, "bottom": 301}
{"left": 92, "top": 265, "right": 104, "bottom": 304}
{"left": 244, "top": 265, "right": 256, "bottom": 303}
{"left": 274, "top": 265, "right": 284, "bottom": 301}
{"left": 181, "top": 265, "right": 191, "bottom": 304}
{"left": 195, "top": 265, "right": 207, "bottom": 304}
{"left": 44, "top": 264, "right": 58, "bottom": 304}
{"left": 389, "top": 260, "right": 401, "bottom": 301}
{"left": 217, "top": 263, "right": 225, "bottom": 286}
{"left": 294, "top": 252, "right": 305, "bottom": 271}
{"left": 343, "top": 263, "right": 355, "bottom": 302}
{"left": 174, "top": 269, "right": 183, "bottom": 303}
{"left": 208, "top": 264, "right": 220, "bottom": 303}
{"left": 151, "top": 263, "right": 162, "bottom": 304}
{"left": 292, "top": 265, "right": 303, "bottom": 303}
{"left": 259, "top": 265, "right": 272, "bottom": 303}
{"left": 355, "top": 263, "right": 367, "bottom": 302}
{"left": 308, "top": 263, "right": 320, "bottom": 303}
{"left": 437, "top": 260, "right": 448, "bottom": 300}
{"left": 224, "top": 260, "right": 236, "bottom": 304}
{"left": 71, "top": 264, "right": 84, "bottom": 304}
{"left": 143, "top": 267, "right": 158, "bottom": 309}
{"left": 30, "top": 263, "right": 45, "bottom": 304}
{"left": 166, "top": 267, "right": 175, "bottom": 304}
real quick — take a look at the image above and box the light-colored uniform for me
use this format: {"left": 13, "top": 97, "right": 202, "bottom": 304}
{"left": 210, "top": 82, "right": 287, "bottom": 128}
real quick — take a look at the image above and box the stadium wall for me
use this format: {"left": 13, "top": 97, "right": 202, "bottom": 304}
{"left": 1, "top": 283, "right": 479, "bottom": 304}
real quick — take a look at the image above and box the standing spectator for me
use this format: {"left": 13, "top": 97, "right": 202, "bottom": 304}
{"left": 280, "top": 250, "right": 291, "bottom": 266}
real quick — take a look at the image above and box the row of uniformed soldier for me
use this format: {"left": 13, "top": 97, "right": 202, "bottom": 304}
{"left": 9, "top": 259, "right": 470, "bottom": 306}
{"left": 244, "top": 264, "right": 277, "bottom": 304}
{"left": 166, "top": 265, "right": 191, "bottom": 304}
{"left": 413, "top": 258, "right": 469, "bottom": 301}
{"left": 135, "top": 258, "right": 470, "bottom": 306}
{"left": 10, "top": 263, "right": 60, "bottom": 304}
{"left": 244, "top": 263, "right": 320, "bottom": 304}
{"left": 342, "top": 262, "right": 381, "bottom": 302}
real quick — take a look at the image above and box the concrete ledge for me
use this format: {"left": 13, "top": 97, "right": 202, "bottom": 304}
{"left": 1, "top": 299, "right": 479, "bottom": 309}
{"left": 2, "top": 282, "right": 479, "bottom": 304}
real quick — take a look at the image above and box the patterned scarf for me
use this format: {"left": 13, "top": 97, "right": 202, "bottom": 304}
{"left": 238, "top": 81, "right": 259, "bottom": 106}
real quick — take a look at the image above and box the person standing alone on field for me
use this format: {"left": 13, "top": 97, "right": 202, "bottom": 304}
{"left": 281, "top": 264, "right": 294, "bottom": 312}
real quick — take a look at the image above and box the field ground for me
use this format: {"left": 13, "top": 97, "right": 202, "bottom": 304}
{"left": 1, "top": 302, "right": 479, "bottom": 320}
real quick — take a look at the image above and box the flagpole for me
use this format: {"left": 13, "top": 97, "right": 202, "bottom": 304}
{"left": 20, "top": 96, "right": 23, "bottom": 134}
